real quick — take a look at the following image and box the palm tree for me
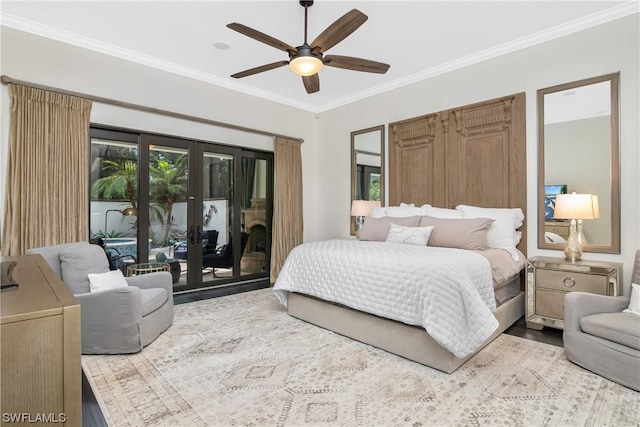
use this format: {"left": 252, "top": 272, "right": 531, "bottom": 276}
{"left": 91, "top": 159, "right": 138, "bottom": 210}
{"left": 149, "top": 153, "right": 188, "bottom": 246}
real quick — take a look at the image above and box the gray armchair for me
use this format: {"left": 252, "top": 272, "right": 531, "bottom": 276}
{"left": 563, "top": 250, "right": 640, "bottom": 391}
{"left": 27, "top": 242, "right": 173, "bottom": 355}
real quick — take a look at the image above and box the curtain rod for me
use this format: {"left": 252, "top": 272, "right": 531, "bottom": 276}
{"left": 0, "top": 75, "right": 304, "bottom": 143}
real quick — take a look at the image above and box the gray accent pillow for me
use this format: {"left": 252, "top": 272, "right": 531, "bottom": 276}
{"left": 358, "top": 216, "right": 421, "bottom": 241}
{"left": 60, "top": 244, "right": 110, "bottom": 295}
{"left": 418, "top": 216, "right": 495, "bottom": 250}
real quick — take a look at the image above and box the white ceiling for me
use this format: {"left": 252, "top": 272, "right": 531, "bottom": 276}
{"left": 1, "top": 1, "right": 637, "bottom": 113}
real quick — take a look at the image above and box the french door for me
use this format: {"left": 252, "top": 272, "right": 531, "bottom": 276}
{"left": 90, "top": 127, "right": 273, "bottom": 292}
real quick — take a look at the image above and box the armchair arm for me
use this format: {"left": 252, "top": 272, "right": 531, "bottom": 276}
{"left": 125, "top": 271, "right": 173, "bottom": 294}
{"left": 564, "top": 292, "right": 629, "bottom": 333}
{"left": 74, "top": 287, "right": 144, "bottom": 354}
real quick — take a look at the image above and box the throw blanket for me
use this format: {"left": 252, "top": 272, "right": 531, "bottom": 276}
{"left": 274, "top": 240, "right": 498, "bottom": 358}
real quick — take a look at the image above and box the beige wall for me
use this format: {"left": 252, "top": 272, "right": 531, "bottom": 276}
{"left": 316, "top": 15, "right": 639, "bottom": 290}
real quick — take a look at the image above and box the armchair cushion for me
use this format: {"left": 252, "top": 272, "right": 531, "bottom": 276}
{"left": 60, "top": 244, "right": 109, "bottom": 294}
{"left": 140, "top": 288, "right": 169, "bottom": 316}
{"left": 580, "top": 312, "right": 640, "bottom": 350}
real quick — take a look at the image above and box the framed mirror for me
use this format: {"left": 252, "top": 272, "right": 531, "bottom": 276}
{"left": 351, "top": 125, "right": 385, "bottom": 235}
{"left": 537, "top": 72, "right": 620, "bottom": 253}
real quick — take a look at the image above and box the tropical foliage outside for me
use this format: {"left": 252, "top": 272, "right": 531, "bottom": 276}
{"left": 91, "top": 148, "right": 189, "bottom": 246}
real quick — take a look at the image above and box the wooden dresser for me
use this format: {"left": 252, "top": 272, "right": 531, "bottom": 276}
{"left": 1, "top": 255, "right": 81, "bottom": 426}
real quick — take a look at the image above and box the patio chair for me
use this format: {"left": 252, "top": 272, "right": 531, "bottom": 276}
{"left": 203, "top": 232, "right": 249, "bottom": 276}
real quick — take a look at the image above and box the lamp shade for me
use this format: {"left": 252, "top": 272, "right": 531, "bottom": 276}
{"left": 289, "top": 55, "right": 323, "bottom": 76}
{"left": 350, "top": 200, "right": 379, "bottom": 217}
{"left": 121, "top": 207, "right": 138, "bottom": 217}
{"left": 553, "top": 193, "right": 598, "bottom": 220}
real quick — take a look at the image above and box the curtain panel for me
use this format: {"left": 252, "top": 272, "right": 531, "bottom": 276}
{"left": 270, "top": 137, "right": 303, "bottom": 283}
{"left": 2, "top": 84, "right": 92, "bottom": 255}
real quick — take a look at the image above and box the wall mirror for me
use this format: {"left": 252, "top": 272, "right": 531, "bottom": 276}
{"left": 351, "top": 125, "right": 384, "bottom": 235}
{"left": 537, "top": 72, "right": 620, "bottom": 253}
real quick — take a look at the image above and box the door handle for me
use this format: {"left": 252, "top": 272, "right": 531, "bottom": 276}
{"left": 189, "top": 226, "right": 195, "bottom": 244}
{"left": 197, "top": 225, "right": 203, "bottom": 244}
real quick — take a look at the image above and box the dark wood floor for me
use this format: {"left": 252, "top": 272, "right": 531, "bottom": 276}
{"left": 81, "top": 289, "right": 564, "bottom": 426}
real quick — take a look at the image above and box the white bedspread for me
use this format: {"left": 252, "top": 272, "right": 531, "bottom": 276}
{"left": 273, "top": 239, "right": 499, "bottom": 358}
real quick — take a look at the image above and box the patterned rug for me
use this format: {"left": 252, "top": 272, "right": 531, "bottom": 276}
{"left": 82, "top": 289, "right": 639, "bottom": 427}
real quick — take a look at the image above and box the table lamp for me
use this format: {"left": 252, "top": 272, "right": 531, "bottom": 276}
{"left": 351, "top": 200, "right": 380, "bottom": 235}
{"left": 553, "top": 193, "right": 598, "bottom": 261}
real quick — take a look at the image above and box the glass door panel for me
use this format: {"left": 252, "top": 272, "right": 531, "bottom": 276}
{"left": 240, "top": 158, "right": 269, "bottom": 276}
{"left": 89, "top": 130, "right": 140, "bottom": 272}
{"left": 200, "top": 151, "right": 235, "bottom": 283}
{"left": 148, "top": 145, "right": 189, "bottom": 288}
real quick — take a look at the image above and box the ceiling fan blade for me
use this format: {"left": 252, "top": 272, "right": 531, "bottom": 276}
{"left": 302, "top": 74, "right": 319, "bottom": 94}
{"left": 227, "top": 23, "right": 296, "bottom": 53}
{"left": 231, "top": 61, "right": 289, "bottom": 79}
{"left": 324, "top": 55, "right": 390, "bottom": 74}
{"left": 311, "top": 9, "right": 368, "bottom": 53}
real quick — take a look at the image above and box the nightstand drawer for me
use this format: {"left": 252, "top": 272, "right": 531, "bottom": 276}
{"left": 536, "top": 269, "right": 608, "bottom": 294}
{"left": 535, "top": 289, "right": 566, "bottom": 320}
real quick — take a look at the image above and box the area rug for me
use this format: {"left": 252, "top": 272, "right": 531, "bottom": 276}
{"left": 82, "top": 289, "right": 639, "bottom": 427}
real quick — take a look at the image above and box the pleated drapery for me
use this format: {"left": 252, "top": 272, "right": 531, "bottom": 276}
{"left": 270, "top": 137, "right": 303, "bottom": 283}
{"left": 2, "top": 84, "right": 92, "bottom": 255}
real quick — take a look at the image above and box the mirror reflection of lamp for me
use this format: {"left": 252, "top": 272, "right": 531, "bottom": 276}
{"left": 350, "top": 200, "right": 380, "bottom": 237}
{"left": 553, "top": 193, "right": 599, "bottom": 261}
{"left": 103, "top": 207, "right": 138, "bottom": 248}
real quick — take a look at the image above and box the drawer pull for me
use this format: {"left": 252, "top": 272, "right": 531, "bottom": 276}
{"left": 563, "top": 277, "right": 576, "bottom": 288}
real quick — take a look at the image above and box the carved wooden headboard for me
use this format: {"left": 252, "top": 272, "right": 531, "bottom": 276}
{"left": 388, "top": 93, "right": 527, "bottom": 255}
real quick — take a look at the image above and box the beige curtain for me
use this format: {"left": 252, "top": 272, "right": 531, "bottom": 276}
{"left": 2, "top": 84, "right": 92, "bottom": 255}
{"left": 270, "top": 137, "right": 303, "bottom": 283}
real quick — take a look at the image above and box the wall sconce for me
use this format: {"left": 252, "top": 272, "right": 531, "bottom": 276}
{"left": 103, "top": 207, "right": 138, "bottom": 248}
{"left": 553, "top": 193, "right": 598, "bottom": 261}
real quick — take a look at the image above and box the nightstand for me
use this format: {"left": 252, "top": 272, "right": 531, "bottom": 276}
{"left": 526, "top": 256, "right": 622, "bottom": 330}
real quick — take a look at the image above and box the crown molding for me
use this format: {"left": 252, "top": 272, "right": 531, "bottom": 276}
{"left": 2, "top": 2, "right": 638, "bottom": 115}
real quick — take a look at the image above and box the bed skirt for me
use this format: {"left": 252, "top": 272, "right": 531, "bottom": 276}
{"left": 287, "top": 290, "right": 525, "bottom": 374}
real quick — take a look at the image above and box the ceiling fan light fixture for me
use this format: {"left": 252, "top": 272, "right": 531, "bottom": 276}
{"left": 289, "top": 54, "right": 323, "bottom": 76}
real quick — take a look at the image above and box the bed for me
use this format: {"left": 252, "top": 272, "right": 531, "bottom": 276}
{"left": 275, "top": 92, "right": 527, "bottom": 373}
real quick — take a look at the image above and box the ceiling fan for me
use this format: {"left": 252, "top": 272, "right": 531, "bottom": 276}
{"left": 227, "top": 0, "right": 390, "bottom": 94}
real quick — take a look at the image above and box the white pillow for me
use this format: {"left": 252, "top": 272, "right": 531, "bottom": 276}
{"left": 88, "top": 269, "right": 129, "bottom": 293}
{"left": 455, "top": 205, "right": 524, "bottom": 261}
{"left": 370, "top": 205, "right": 387, "bottom": 218}
{"left": 385, "top": 223, "right": 434, "bottom": 246}
{"left": 420, "top": 204, "right": 463, "bottom": 219}
{"left": 371, "top": 204, "right": 427, "bottom": 218}
{"left": 623, "top": 283, "right": 640, "bottom": 315}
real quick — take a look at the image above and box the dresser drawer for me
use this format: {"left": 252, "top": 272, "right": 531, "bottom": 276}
{"left": 536, "top": 269, "right": 608, "bottom": 294}
{"left": 535, "top": 289, "right": 565, "bottom": 320}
